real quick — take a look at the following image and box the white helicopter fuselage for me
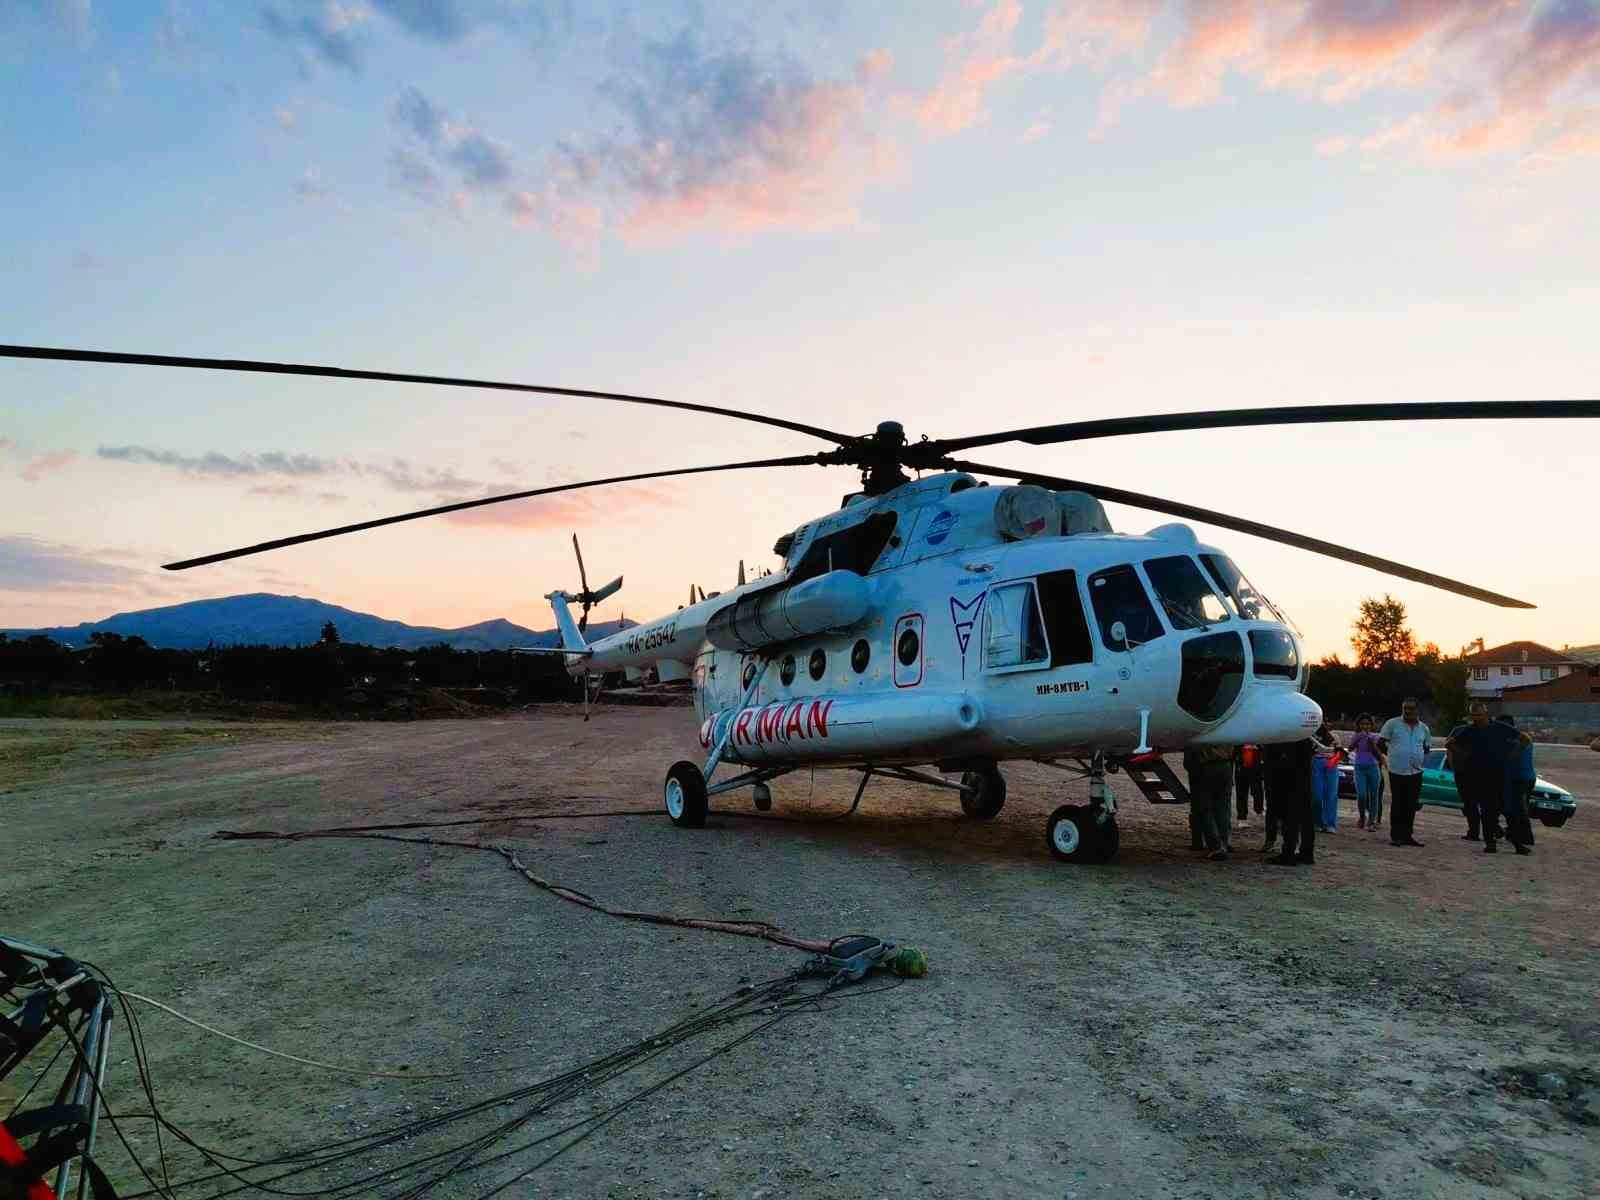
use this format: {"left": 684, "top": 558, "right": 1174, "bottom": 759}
{"left": 552, "top": 472, "right": 1322, "bottom": 772}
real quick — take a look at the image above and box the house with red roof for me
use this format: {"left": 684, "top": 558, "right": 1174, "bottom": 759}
{"left": 1462, "top": 640, "right": 1585, "bottom": 700}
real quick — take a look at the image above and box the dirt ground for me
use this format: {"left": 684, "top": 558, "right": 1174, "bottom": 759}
{"left": 4, "top": 708, "right": 1598, "bottom": 1200}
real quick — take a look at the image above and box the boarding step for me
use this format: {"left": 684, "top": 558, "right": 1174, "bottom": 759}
{"left": 1115, "top": 754, "right": 1191, "bottom": 805}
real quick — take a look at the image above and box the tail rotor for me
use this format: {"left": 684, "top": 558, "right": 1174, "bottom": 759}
{"left": 570, "top": 533, "right": 622, "bottom": 633}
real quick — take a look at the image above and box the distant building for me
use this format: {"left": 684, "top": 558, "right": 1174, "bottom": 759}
{"left": 1461, "top": 640, "right": 1585, "bottom": 700}
{"left": 1493, "top": 664, "right": 1600, "bottom": 739}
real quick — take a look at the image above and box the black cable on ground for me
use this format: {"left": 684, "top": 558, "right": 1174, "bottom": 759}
{"left": 102, "top": 968, "right": 902, "bottom": 1200}
{"left": 213, "top": 829, "right": 840, "bottom": 952}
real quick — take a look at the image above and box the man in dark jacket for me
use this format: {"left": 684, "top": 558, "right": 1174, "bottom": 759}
{"left": 1264, "top": 739, "right": 1315, "bottom": 866}
{"left": 1447, "top": 703, "right": 1525, "bottom": 852}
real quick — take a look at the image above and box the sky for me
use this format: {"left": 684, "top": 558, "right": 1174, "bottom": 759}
{"left": 2, "top": 0, "right": 1598, "bottom": 662}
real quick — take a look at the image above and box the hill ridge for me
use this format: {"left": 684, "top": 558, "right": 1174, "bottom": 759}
{"left": 3, "top": 592, "right": 629, "bottom": 652}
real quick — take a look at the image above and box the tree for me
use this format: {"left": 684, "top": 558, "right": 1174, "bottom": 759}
{"left": 1426, "top": 656, "right": 1470, "bottom": 731}
{"left": 1351, "top": 594, "right": 1416, "bottom": 668}
{"left": 320, "top": 621, "right": 341, "bottom": 646}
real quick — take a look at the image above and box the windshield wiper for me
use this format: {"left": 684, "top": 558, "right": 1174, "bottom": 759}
{"left": 1160, "top": 597, "right": 1209, "bottom": 631}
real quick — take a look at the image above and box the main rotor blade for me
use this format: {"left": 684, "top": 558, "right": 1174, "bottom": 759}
{"left": 931, "top": 400, "right": 1600, "bottom": 455}
{"left": 0, "top": 343, "right": 851, "bottom": 446}
{"left": 162, "top": 455, "right": 821, "bottom": 570}
{"left": 952, "top": 459, "right": 1535, "bottom": 608}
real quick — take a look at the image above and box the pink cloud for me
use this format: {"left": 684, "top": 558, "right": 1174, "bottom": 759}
{"left": 619, "top": 57, "right": 900, "bottom": 238}
{"left": 917, "top": 0, "right": 1026, "bottom": 134}
{"left": 1152, "top": 0, "right": 1257, "bottom": 108}
{"left": 20, "top": 450, "right": 77, "bottom": 482}
{"left": 440, "top": 482, "right": 680, "bottom": 530}
{"left": 501, "top": 44, "right": 898, "bottom": 243}
{"left": 952, "top": 2, "right": 1600, "bottom": 171}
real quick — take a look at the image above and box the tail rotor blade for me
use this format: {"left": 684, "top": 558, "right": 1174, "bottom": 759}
{"left": 591, "top": 575, "right": 623, "bottom": 605}
{"left": 572, "top": 534, "right": 591, "bottom": 598}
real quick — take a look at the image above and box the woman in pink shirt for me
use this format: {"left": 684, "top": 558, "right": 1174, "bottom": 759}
{"left": 1348, "top": 714, "right": 1386, "bottom": 831}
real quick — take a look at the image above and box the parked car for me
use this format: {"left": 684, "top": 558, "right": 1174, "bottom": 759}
{"left": 1338, "top": 750, "right": 1577, "bottom": 827}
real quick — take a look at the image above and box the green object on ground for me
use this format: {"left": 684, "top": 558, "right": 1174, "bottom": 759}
{"left": 892, "top": 946, "right": 928, "bottom": 978}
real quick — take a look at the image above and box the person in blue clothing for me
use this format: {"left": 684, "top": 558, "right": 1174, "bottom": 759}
{"left": 1310, "top": 720, "right": 1342, "bottom": 833}
{"left": 1496, "top": 714, "right": 1537, "bottom": 855}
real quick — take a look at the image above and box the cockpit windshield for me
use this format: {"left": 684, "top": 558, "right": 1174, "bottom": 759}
{"left": 1143, "top": 556, "right": 1231, "bottom": 631}
{"left": 1199, "top": 554, "right": 1286, "bottom": 624}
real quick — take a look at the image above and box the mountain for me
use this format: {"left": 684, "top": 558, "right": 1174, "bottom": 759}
{"left": 3, "top": 593, "right": 632, "bottom": 651}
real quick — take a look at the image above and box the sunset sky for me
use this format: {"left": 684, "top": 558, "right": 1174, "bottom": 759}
{"left": 3, "top": 0, "right": 1598, "bottom": 660}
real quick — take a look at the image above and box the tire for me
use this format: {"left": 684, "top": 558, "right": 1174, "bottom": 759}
{"left": 1092, "top": 814, "right": 1121, "bottom": 864}
{"left": 1048, "top": 805, "right": 1119, "bottom": 864}
{"left": 1047, "top": 804, "right": 1089, "bottom": 862}
{"left": 960, "top": 767, "right": 1006, "bottom": 820}
{"left": 664, "top": 760, "right": 708, "bottom": 828}
{"left": 1537, "top": 813, "right": 1568, "bottom": 828}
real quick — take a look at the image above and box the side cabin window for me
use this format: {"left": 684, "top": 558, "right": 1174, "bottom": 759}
{"left": 1035, "top": 569, "right": 1094, "bottom": 666}
{"left": 1087, "top": 564, "right": 1164, "bottom": 650}
{"left": 1143, "top": 556, "right": 1231, "bottom": 628}
{"left": 984, "top": 581, "right": 1049, "bottom": 671}
{"left": 789, "top": 512, "right": 898, "bottom": 584}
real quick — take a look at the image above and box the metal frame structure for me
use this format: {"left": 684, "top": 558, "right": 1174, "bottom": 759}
{"left": 1, "top": 934, "right": 112, "bottom": 1200}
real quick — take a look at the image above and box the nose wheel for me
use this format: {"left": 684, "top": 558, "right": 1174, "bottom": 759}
{"left": 1047, "top": 804, "right": 1119, "bottom": 864}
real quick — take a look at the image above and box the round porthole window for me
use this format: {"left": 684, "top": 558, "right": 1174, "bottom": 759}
{"left": 851, "top": 639, "right": 871, "bottom": 673}
{"left": 741, "top": 660, "right": 757, "bottom": 691}
{"left": 780, "top": 655, "right": 796, "bottom": 686}
{"left": 808, "top": 648, "right": 826, "bottom": 681}
{"left": 897, "top": 628, "right": 920, "bottom": 667}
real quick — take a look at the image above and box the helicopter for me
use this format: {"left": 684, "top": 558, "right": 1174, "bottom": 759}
{"left": 5, "top": 342, "right": 1597, "bottom": 862}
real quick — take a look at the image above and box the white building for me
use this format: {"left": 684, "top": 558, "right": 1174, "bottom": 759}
{"left": 1461, "top": 640, "right": 1584, "bottom": 700}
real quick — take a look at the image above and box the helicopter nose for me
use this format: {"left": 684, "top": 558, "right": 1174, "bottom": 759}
{"left": 1189, "top": 685, "right": 1322, "bottom": 745}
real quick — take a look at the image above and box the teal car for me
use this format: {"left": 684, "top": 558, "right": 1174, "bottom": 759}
{"left": 1420, "top": 749, "right": 1578, "bottom": 828}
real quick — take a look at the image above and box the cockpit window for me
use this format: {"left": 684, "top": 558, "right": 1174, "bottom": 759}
{"left": 1143, "top": 556, "right": 1231, "bottom": 630}
{"left": 789, "top": 512, "right": 898, "bottom": 584}
{"left": 1199, "top": 554, "right": 1286, "bottom": 623}
{"left": 1087, "top": 564, "right": 1164, "bottom": 650}
{"left": 1249, "top": 629, "right": 1299, "bottom": 679}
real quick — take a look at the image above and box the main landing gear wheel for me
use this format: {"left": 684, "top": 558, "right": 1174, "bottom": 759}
{"left": 960, "top": 766, "right": 1006, "bottom": 820}
{"left": 664, "top": 761, "right": 708, "bottom": 829}
{"left": 1047, "top": 805, "right": 1119, "bottom": 864}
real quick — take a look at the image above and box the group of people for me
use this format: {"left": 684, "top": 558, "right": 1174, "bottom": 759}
{"left": 1182, "top": 697, "right": 1537, "bottom": 863}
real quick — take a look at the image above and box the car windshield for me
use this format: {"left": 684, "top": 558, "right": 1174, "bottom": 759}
{"left": 1200, "top": 554, "right": 1286, "bottom": 623}
{"left": 1424, "top": 750, "right": 1445, "bottom": 770}
{"left": 1142, "top": 556, "right": 1231, "bottom": 630}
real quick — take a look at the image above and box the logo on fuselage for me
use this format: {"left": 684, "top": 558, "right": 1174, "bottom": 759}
{"left": 949, "top": 591, "right": 985, "bottom": 678}
{"left": 925, "top": 509, "right": 958, "bottom": 546}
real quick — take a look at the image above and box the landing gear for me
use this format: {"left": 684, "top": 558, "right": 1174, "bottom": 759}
{"left": 1042, "top": 752, "right": 1120, "bottom": 864}
{"left": 664, "top": 760, "right": 708, "bottom": 828}
{"left": 1046, "top": 805, "right": 1119, "bottom": 863}
{"left": 959, "top": 766, "right": 1006, "bottom": 820}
